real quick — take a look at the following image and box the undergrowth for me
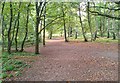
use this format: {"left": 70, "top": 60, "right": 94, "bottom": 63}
{"left": 1, "top": 52, "right": 35, "bottom": 80}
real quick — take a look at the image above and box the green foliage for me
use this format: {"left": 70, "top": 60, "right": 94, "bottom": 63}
{"left": 94, "top": 37, "right": 118, "bottom": 43}
{"left": 2, "top": 52, "right": 28, "bottom": 79}
{"left": 1, "top": 73, "right": 8, "bottom": 79}
{"left": 12, "top": 52, "right": 37, "bottom": 56}
{"left": 2, "top": 2, "right": 119, "bottom": 53}
{"left": 8, "top": 74, "right": 14, "bottom": 78}
{"left": 4, "top": 65, "right": 15, "bottom": 71}
{"left": 15, "top": 71, "right": 22, "bottom": 76}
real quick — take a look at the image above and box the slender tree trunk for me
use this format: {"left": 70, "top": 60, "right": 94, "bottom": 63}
{"left": 70, "top": 27, "right": 72, "bottom": 37}
{"left": 68, "top": 27, "right": 70, "bottom": 37}
{"left": 43, "top": 4, "right": 46, "bottom": 46}
{"left": 87, "top": 2, "right": 93, "bottom": 41}
{"left": 93, "top": 2, "right": 98, "bottom": 41}
{"left": 75, "top": 32, "right": 77, "bottom": 39}
{"left": 93, "top": 31, "right": 98, "bottom": 41}
{"left": 35, "top": 1, "right": 46, "bottom": 54}
{"left": 78, "top": 5, "right": 88, "bottom": 42}
{"left": 68, "top": 16, "right": 70, "bottom": 38}
{"left": 8, "top": 2, "right": 13, "bottom": 54}
{"left": 35, "top": 2, "right": 40, "bottom": 54}
{"left": 112, "top": 32, "right": 116, "bottom": 40}
{"left": 62, "top": 3, "right": 68, "bottom": 42}
{"left": 20, "top": 3, "right": 30, "bottom": 52}
{"left": 11, "top": 15, "right": 18, "bottom": 44}
{"left": 107, "top": 18, "right": 110, "bottom": 38}
{"left": 15, "top": 2, "right": 21, "bottom": 51}
{"left": 49, "top": 30, "right": 52, "bottom": 39}
{"left": 39, "top": 20, "right": 42, "bottom": 43}
{"left": 102, "top": 3, "right": 107, "bottom": 37}
{"left": 2, "top": 2, "right": 5, "bottom": 52}
{"left": 100, "top": 17, "right": 103, "bottom": 37}
{"left": 11, "top": 2, "right": 21, "bottom": 46}
{"left": 107, "top": 29, "right": 110, "bottom": 38}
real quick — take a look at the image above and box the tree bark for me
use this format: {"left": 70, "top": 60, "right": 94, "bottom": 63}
{"left": 11, "top": 2, "right": 21, "bottom": 46}
{"left": 68, "top": 27, "right": 70, "bottom": 37}
{"left": 62, "top": 3, "right": 68, "bottom": 42}
{"left": 20, "top": 3, "right": 30, "bottom": 52}
{"left": 75, "top": 32, "right": 77, "bottom": 39}
{"left": 35, "top": 1, "right": 46, "bottom": 54}
{"left": 87, "top": 2, "right": 93, "bottom": 41}
{"left": 99, "top": 17, "right": 103, "bottom": 37}
{"left": 70, "top": 27, "right": 72, "bottom": 37}
{"left": 35, "top": 2, "right": 40, "bottom": 54}
{"left": 15, "top": 2, "right": 21, "bottom": 51}
{"left": 112, "top": 32, "right": 116, "bottom": 40}
{"left": 43, "top": 4, "right": 46, "bottom": 46}
{"left": 2, "top": 2, "right": 5, "bottom": 52}
{"left": 39, "top": 20, "right": 42, "bottom": 43}
{"left": 93, "top": 2, "right": 98, "bottom": 41}
{"left": 78, "top": 4, "right": 88, "bottom": 42}
{"left": 49, "top": 30, "right": 52, "bottom": 39}
{"left": 8, "top": 2, "right": 13, "bottom": 54}
{"left": 107, "top": 29, "right": 110, "bottom": 38}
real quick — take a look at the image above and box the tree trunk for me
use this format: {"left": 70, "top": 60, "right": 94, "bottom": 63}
{"left": 39, "top": 20, "right": 42, "bottom": 43}
{"left": 100, "top": 17, "right": 103, "bottom": 37}
{"left": 93, "top": 2, "right": 98, "bottom": 41}
{"left": 78, "top": 4, "right": 88, "bottom": 42}
{"left": 107, "top": 29, "right": 110, "bottom": 38}
{"left": 87, "top": 2, "right": 93, "bottom": 41}
{"left": 8, "top": 2, "right": 13, "bottom": 54}
{"left": 70, "top": 27, "right": 72, "bottom": 37}
{"left": 62, "top": 3, "right": 68, "bottom": 42}
{"left": 35, "top": 1, "right": 46, "bottom": 54}
{"left": 2, "top": 2, "right": 5, "bottom": 52}
{"left": 68, "top": 27, "right": 70, "bottom": 37}
{"left": 68, "top": 16, "right": 70, "bottom": 38}
{"left": 20, "top": 3, "right": 30, "bottom": 52}
{"left": 49, "top": 30, "right": 52, "bottom": 39}
{"left": 43, "top": 4, "right": 46, "bottom": 46}
{"left": 15, "top": 2, "right": 21, "bottom": 51}
{"left": 11, "top": 2, "right": 21, "bottom": 46}
{"left": 35, "top": 2, "right": 40, "bottom": 54}
{"left": 107, "top": 18, "right": 110, "bottom": 38}
{"left": 75, "top": 32, "right": 77, "bottom": 39}
{"left": 93, "top": 30, "right": 98, "bottom": 41}
{"left": 112, "top": 32, "right": 116, "bottom": 40}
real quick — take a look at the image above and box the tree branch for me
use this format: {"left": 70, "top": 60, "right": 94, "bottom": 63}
{"left": 90, "top": 6, "right": 120, "bottom": 11}
{"left": 89, "top": 10, "right": 120, "bottom": 20}
{"left": 38, "top": 16, "right": 63, "bottom": 34}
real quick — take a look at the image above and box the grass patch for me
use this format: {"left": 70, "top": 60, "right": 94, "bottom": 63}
{"left": 12, "top": 51, "right": 37, "bottom": 56}
{"left": 94, "top": 37, "right": 118, "bottom": 43}
{"left": 68, "top": 36, "right": 118, "bottom": 44}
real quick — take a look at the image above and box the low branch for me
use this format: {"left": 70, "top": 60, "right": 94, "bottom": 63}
{"left": 38, "top": 16, "right": 63, "bottom": 34}
{"left": 89, "top": 10, "right": 120, "bottom": 20}
{"left": 90, "top": 6, "right": 120, "bottom": 11}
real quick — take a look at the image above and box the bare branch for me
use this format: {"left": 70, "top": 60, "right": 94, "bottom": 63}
{"left": 90, "top": 6, "right": 120, "bottom": 11}
{"left": 89, "top": 10, "right": 120, "bottom": 20}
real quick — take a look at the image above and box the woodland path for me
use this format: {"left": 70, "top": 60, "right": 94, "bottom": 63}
{"left": 14, "top": 38, "right": 118, "bottom": 81}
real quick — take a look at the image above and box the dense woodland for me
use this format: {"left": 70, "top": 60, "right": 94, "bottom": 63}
{"left": 1, "top": 1, "right": 120, "bottom": 54}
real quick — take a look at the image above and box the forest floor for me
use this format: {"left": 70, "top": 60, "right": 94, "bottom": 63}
{"left": 11, "top": 37, "right": 118, "bottom": 81}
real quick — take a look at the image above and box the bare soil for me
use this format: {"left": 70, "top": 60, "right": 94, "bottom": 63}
{"left": 11, "top": 38, "right": 118, "bottom": 81}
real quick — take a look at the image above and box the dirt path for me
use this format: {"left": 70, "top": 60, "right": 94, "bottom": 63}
{"left": 14, "top": 38, "right": 118, "bottom": 81}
